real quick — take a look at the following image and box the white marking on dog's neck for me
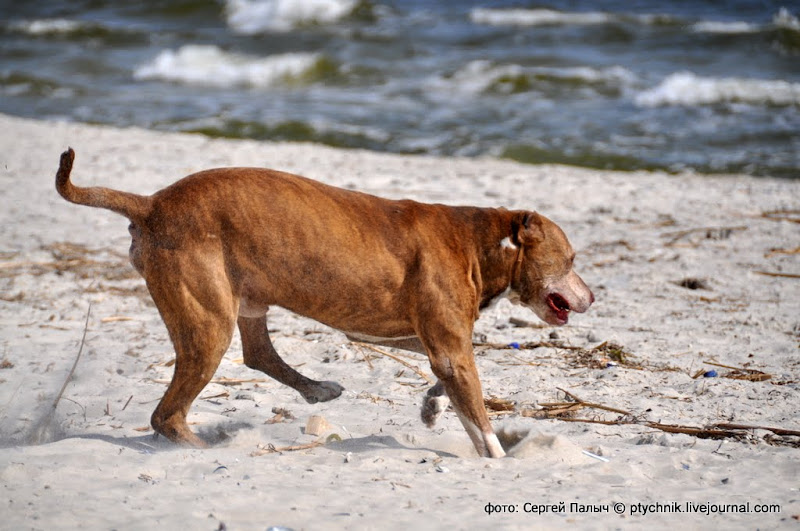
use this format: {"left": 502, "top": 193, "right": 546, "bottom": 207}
{"left": 500, "top": 236, "right": 518, "bottom": 250}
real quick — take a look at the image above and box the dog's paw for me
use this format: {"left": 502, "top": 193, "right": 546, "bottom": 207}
{"left": 421, "top": 394, "right": 450, "bottom": 428}
{"left": 302, "top": 381, "right": 344, "bottom": 404}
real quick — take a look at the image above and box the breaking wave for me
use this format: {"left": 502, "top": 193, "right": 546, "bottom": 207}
{"left": 774, "top": 7, "right": 800, "bottom": 32}
{"left": 5, "top": 18, "right": 146, "bottom": 45}
{"left": 133, "top": 45, "right": 330, "bottom": 88}
{"left": 635, "top": 71, "right": 800, "bottom": 107}
{"left": 471, "top": 6, "right": 799, "bottom": 40}
{"left": 690, "top": 21, "right": 760, "bottom": 34}
{"left": 8, "top": 18, "right": 85, "bottom": 35}
{"left": 224, "top": 0, "right": 357, "bottom": 33}
{"left": 470, "top": 8, "right": 611, "bottom": 27}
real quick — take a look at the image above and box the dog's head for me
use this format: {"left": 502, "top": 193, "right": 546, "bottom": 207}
{"left": 508, "top": 212, "right": 594, "bottom": 326}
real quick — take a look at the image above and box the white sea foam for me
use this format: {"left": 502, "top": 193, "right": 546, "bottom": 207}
{"left": 470, "top": 7, "right": 799, "bottom": 35}
{"left": 225, "top": 0, "right": 356, "bottom": 34}
{"left": 691, "top": 21, "right": 761, "bottom": 34}
{"left": 650, "top": 8, "right": 795, "bottom": 35}
{"left": 9, "top": 18, "right": 84, "bottom": 35}
{"left": 536, "top": 65, "right": 638, "bottom": 85}
{"left": 470, "top": 8, "right": 611, "bottom": 27}
{"left": 773, "top": 7, "right": 800, "bottom": 31}
{"left": 133, "top": 45, "right": 322, "bottom": 88}
{"left": 635, "top": 72, "right": 800, "bottom": 107}
{"left": 439, "top": 60, "right": 521, "bottom": 94}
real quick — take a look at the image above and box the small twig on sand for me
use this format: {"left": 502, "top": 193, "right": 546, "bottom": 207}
{"left": 250, "top": 440, "right": 324, "bottom": 456}
{"left": 359, "top": 348, "right": 374, "bottom": 370}
{"left": 556, "top": 387, "right": 632, "bottom": 416}
{"left": 765, "top": 246, "right": 800, "bottom": 258}
{"left": 100, "top": 315, "right": 134, "bottom": 323}
{"left": 704, "top": 360, "right": 754, "bottom": 371}
{"left": 753, "top": 270, "right": 800, "bottom": 279}
{"left": 52, "top": 304, "right": 92, "bottom": 412}
{"left": 711, "top": 423, "right": 800, "bottom": 437}
{"left": 27, "top": 304, "right": 91, "bottom": 444}
{"left": 761, "top": 209, "right": 800, "bottom": 224}
{"left": 353, "top": 342, "right": 434, "bottom": 384}
{"left": 122, "top": 395, "right": 134, "bottom": 411}
{"left": 701, "top": 360, "right": 772, "bottom": 382}
{"left": 661, "top": 225, "right": 747, "bottom": 246}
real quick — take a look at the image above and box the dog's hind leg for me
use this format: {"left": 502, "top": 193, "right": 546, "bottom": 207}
{"left": 238, "top": 315, "right": 344, "bottom": 404}
{"left": 146, "top": 257, "right": 237, "bottom": 447}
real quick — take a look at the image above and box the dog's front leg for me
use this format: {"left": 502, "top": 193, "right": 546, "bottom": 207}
{"left": 424, "top": 336, "right": 505, "bottom": 458}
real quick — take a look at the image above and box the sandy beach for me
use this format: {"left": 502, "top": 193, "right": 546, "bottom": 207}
{"left": 1, "top": 113, "right": 798, "bottom": 529}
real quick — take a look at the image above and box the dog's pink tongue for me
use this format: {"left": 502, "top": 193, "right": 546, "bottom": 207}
{"left": 547, "top": 293, "right": 571, "bottom": 322}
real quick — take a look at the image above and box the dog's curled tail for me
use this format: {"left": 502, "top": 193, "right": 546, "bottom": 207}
{"left": 56, "top": 148, "right": 152, "bottom": 222}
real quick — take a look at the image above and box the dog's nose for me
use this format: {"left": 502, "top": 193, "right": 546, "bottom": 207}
{"left": 574, "top": 290, "right": 593, "bottom": 313}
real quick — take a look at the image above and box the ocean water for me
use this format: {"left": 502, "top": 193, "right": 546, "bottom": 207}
{"left": 2, "top": 0, "right": 799, "bottom": 177}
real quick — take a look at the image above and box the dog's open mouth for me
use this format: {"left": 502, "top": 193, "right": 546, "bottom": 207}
{"left": 546, "top": 293, "right": 571, "bottom": 323}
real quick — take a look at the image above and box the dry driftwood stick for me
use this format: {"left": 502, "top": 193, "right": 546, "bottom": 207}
{"left": 643, "top": 421, "right": 746, "bottom": 440}
{"left": 753, "top": 271, "right": 800, "bottom": 279}
{"left": 534, "top": 387, "right": 799, "bottom": 442}
{"left": 765, "top": 246, "right": 800, "bottom": 258}
{"left": 532, "top": 403, "right": 585, "bottom": 417}
{"left": 556, "top": 387, "right": 632, "bottom": 416}
{"left": 712, "top": 423, "right": 800, "bottom": 437}
{"left": 554, "top": 417, "right": 631, "bottom": 426}
{"left": 529, "top": 387, "right": 798, "bottom": 443}
{"left": 548, "top": 417, "right": 748, "bottom": 440}
{"left": 353, "top": 342, "right": 434, "bottom": 384}
{"left": 761, "top": 209, "right": 800, "bottom": 223}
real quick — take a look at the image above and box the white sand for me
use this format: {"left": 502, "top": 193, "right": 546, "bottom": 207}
{"left": 1, "top": 113, "right": 798, "bottom": 529}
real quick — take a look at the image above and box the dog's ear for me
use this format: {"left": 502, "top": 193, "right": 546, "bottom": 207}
{"left": 512, "top": 212, "right": 545, "bottom": 247}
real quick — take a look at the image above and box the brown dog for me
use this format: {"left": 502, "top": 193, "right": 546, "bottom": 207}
{"left": 55, "top": 148, "right": 593, "bottom": 458}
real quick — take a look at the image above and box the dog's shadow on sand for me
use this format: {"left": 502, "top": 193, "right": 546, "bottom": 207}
{"left": 324, "top": 434, "right": 460, "bottom": 459}
{"left": 43, "top": 423, "right": 460, "bottom": 459}
{"left": 17, "top": 421, "right": 254, "bottom": 453}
